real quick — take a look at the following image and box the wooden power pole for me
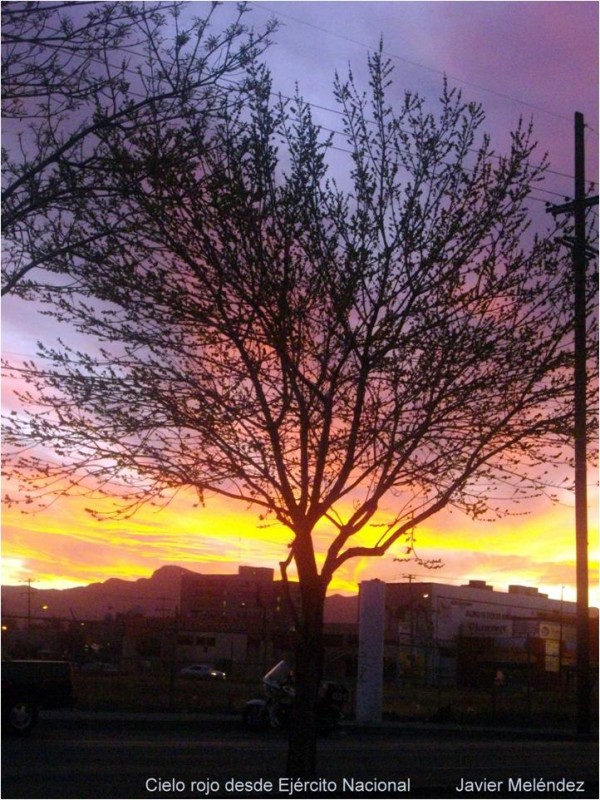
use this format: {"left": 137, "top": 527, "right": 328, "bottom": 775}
{"left": 548, "top": 111, "right": 598, "bottom": 737}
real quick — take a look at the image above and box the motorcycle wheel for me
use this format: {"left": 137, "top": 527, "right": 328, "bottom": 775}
{"left": 242, "top": 704, "right": 269, "bottom": 731}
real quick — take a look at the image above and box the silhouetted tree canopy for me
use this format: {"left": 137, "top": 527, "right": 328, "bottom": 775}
{"left": 1, "top": 0, "right": 277, "bottom": 295}
{"left": 3, "top": 48, "right": 597, "bottom": 776}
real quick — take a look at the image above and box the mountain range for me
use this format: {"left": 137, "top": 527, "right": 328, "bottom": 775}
{"left": 1, "top": 565, "right": 358, "bottom": 623}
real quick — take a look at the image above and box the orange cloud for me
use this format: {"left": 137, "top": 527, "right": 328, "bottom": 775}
{"left": 2, "top": 476, "right": 597, "bottom": 608}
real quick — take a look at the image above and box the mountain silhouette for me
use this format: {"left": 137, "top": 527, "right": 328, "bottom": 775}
{"left": 1, "top": 565, "right": 358, "bottom": 623}
{"left": 1, "top": 565, "right": 196, "bottom": 621}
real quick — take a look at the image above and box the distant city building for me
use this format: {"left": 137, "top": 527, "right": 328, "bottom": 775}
{"left": 177, "top": 566, "right": 301, "bottom": 675}
{"left": 180, "top": 565, "right": 299, "bottom": 631}
{"left": 380, "top": 579, "right": 598, "bottom": 688}
{"left": 1, "top": 566, "right": 596, "bottom": 688}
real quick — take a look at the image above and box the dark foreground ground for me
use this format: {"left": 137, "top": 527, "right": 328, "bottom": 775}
{"left": 2, "top": 711, "right": 598, "bottom": 800}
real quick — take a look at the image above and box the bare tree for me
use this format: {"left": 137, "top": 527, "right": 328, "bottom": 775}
{"left": 3, "top": 51, "right": 597, "bottom": 775}
{"left": 1, "top": 0, "right": 276, "bottom": 295}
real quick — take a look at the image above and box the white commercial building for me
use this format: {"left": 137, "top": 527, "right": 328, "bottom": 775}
{"left": 381, "top": 579, "right": 590, "bottom": 687}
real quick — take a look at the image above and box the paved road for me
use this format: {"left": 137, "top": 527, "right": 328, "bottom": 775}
{"left": 2, "top": 720, "right": 598, "bottom": 799}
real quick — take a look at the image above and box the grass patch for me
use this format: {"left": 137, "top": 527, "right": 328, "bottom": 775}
{"left": 73, "top": 672, "right": 256, "bottom": 713}
{"left": 380, "top": 683, "right": 598, "bottom": 727}
{"left": 73, "top": 671, "right": 597, "bottom": 728}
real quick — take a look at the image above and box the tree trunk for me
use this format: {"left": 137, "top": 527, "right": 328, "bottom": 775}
{"left": 286, "top": 578, "right": 326, "bottom": 778}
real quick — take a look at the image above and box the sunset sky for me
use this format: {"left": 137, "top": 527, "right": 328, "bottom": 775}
{"left": 2, "top": 1, "right": 598, "bottom": 604}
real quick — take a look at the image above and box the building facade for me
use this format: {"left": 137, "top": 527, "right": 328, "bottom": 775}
{"left": 380, "top": 579, "right": 593, "bottom": 688}
{"left": 177, "top": 566, "right": 301, "bottom": 677}
{"left": 180, "top": 566, "right": 299, "bottom": 630}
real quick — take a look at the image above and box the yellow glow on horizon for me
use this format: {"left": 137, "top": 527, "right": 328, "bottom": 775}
{"left": 1, "top": 478, "right": 597, "bottom": 605}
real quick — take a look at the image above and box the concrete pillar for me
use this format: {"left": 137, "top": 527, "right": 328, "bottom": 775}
{"left": 355, "top": 579, "right": 386, "bottom": 722}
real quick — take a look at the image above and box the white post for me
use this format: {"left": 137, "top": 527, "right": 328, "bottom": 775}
{"left": 356, "top": 579, "right": 386, "bottom": 723}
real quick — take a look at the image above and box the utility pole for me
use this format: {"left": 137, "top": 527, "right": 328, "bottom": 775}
{"left": 547, "top": 111, "right": 598, "bottom": 737}
{"left": 23, "top": 578, "right": 35, "bottom": 630}
{"left": 572, "top": 112, "right": 591, "bottom": 738}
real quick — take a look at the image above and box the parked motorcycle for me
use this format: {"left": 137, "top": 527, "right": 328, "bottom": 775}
{"left": 242, "top": 661, "right": 348, "bottom": 733}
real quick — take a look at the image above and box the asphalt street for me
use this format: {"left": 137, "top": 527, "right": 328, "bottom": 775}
{"left": 2, "top": 714, "right": 598, "bottom": 800}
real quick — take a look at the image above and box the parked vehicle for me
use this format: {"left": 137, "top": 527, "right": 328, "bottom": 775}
{"left": 243, "top": 661, "right": 348, "bottom": 733}
{"left": 79, "top": 661, "right": 119, "bottom": 674}
{"left": 179, "top": 664, "right": 227, "bottom": 680}
{"left": 2, "top": 659, "right": 75, "bottom": 735}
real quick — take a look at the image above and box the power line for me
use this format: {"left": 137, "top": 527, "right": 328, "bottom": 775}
{"left": 8, "top": 7, "right": 589, "bottom": 195}
{"left": 312, "top": 124, "right": 573, "bottom": 204}
{"left": 206, "top": 75, "right": 585, "bottom": 204}
{"left": 250, "top": 1, "right": 577, "bottom": 125}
